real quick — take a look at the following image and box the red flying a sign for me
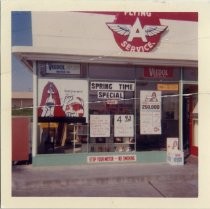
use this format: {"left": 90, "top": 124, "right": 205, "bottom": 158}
{"left": 106, "top": 12, "right": 168, "bottom": 52}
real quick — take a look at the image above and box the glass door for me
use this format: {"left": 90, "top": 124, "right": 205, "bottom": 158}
{"left": 183, "top": 83, "right": 198, "bottom": 156}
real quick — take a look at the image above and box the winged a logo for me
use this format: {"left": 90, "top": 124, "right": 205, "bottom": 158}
{"left": 107, "top": 24, "right": 132, "bottom": 36}
{"left": 106, "top": 16, "right": 168, "bottom": 52}
{"left": 107, "top": 18, "right": 167, "bottom": 43}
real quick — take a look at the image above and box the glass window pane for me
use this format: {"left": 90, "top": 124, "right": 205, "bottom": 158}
{"left": 136, "top": 81, "right": 179, "bottom": 151}
{"left": 89, "top": 80, "right": 135, "bottom": 153}
{"left": 182, "top": 67, "right": 198, "bottom": 81}
{"left": 89, "top": 64, "right": 135, "bottom": 80}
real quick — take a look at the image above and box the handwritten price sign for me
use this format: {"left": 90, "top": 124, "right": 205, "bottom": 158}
{"left": 114, "top": 115, "right": 134, "bottom": 137}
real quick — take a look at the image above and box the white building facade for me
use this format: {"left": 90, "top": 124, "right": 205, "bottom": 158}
{"left": 13, "top": 12, "right": 198, "bottom": 165}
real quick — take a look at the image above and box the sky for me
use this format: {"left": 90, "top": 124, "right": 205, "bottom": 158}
{"left": 12, "top": 11, "right": 33, "bottom": 92}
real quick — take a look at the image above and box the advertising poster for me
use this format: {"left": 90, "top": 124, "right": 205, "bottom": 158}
{"left": 114, "top": 115, "right": 134, "bottom": 137}
{"left": 90, "top": 115, "right": 110, "bottom": 137}
{"left": 140, "top": 90, "right": 161, "bottom": 134}
{"left": 166, "top": 138, "right": 184, "bottom": 165}
{"left": 38, "top": 78, "right": 88, "bottom": 121}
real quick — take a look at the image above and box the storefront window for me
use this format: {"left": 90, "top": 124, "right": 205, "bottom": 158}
{"left": 37, "top": 120, "right": 88, "bottom": 154}
{"left": 36, "top": 61, "right": 89, "bottom": 154}
{"left": 36, "top": 62, "right": 184, "bottom": 154}
{"left": 89, "top": 64, "right": 135, "bottom": 80}
{"left": 136, "top": 81, "right": 179, "bottom": 151}
{"left": 89, "top": 80, "right": 135, "bottom": 153}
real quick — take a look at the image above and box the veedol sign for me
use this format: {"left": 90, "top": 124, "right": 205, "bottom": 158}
{"left": 39, "top": 62, "right": 80, "bottom": 75}
{"left": 106, "top": 12, "right": 168, "bottom": 52}
{"left": 144, "top": 67, "right": 174, "bottom": 78}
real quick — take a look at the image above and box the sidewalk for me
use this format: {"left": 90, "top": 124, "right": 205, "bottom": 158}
{"left": 12, "top": 155, "right": 198, "bottom": 197}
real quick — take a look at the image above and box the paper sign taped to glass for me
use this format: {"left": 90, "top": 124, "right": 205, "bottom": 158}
{"left": 140, "top": 90, "right": 162, "bottom": 134}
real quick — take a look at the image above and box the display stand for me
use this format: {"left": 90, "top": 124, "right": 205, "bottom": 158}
{"left": 66, "top": 124, "right": 88, "bottom": 153}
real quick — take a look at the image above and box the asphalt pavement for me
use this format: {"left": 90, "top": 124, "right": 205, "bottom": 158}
{"left": 12, "top": 155, "right": 198, "bottom": 197}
